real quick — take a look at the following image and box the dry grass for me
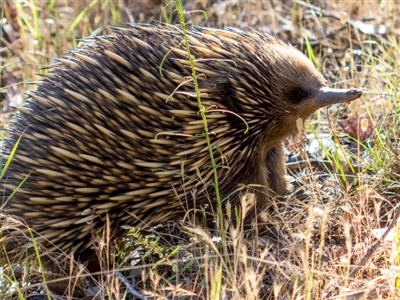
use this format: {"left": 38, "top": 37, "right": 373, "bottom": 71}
{"left": 1, "top": 0, "right": 400, "bottom": 299}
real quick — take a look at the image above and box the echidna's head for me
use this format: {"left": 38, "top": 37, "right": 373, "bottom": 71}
{"left": 262, "top": 43, "right": 360, "bottom": 117}
{"left": 206, "top": 34, "right": 362, "bottom": 148}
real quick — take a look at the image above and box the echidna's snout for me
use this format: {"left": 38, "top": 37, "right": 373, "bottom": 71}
{"left": 292, "top": 84, "right": 362, "bottom": 120}
{"left": 315, "top": 87, "right": 362, "bottom": 107}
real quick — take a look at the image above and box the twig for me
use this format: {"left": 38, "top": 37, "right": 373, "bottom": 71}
{"left": 116, "top": 271, "right": 148, "bottom": 300}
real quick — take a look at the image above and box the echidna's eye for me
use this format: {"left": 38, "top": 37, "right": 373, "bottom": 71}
{"left": 289, "top": 87, "right": 309, "bottom": 104}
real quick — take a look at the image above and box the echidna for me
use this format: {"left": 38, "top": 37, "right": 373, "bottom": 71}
{"left": 1, "top": 23, "right": 362, "bottom": 257}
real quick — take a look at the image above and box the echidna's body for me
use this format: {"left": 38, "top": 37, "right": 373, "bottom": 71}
{"left": 2, "top": 23, "right": 361, "bottom": 256}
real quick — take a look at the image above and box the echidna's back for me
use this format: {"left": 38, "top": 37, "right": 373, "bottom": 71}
{"left": 2, "top": 24, "right": 241, "bottom": 254}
